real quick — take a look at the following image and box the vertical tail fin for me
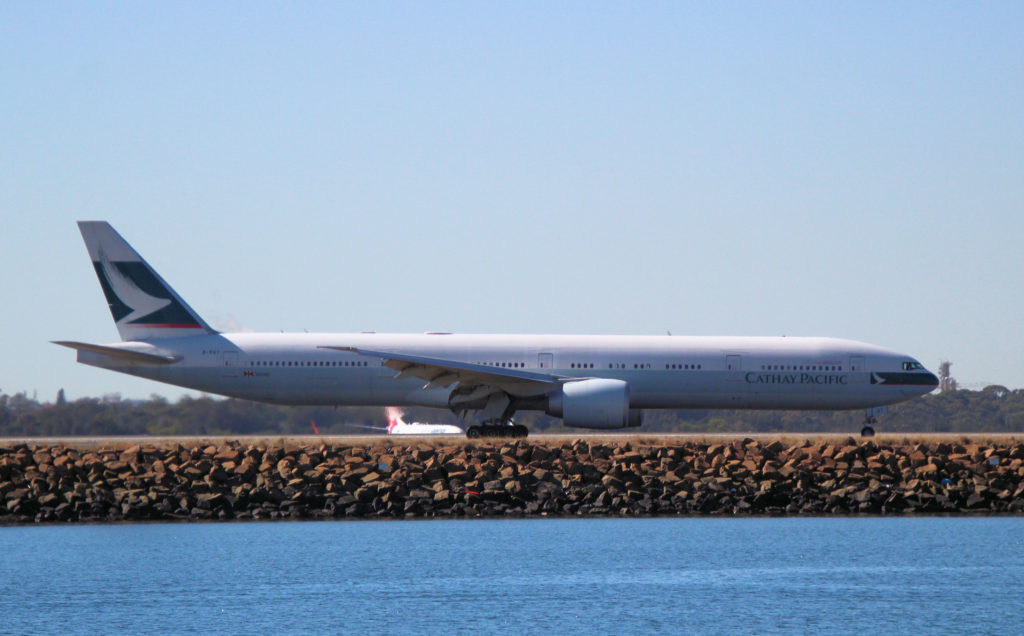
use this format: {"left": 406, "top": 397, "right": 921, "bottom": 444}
{"left": 385, "top": 407, "right": 406, "bottom": 434}
{"left": 78, "top": 221, "right": 216, "bottom": 341}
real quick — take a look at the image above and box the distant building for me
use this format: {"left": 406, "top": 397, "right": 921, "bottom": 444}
{"left": 938, "top": 361, "right": 958, "bottom": 392}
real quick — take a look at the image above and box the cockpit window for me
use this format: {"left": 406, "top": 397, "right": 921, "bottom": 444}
{"left": 902, "top": 361, "right": 925, "bottom": 371}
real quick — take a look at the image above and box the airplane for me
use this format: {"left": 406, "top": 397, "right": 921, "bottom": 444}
{"left": 385, "top": 407, "right": 464, "bottom": 435}
{"left": 55, "top": 222, "right": 939, "bottom": 439}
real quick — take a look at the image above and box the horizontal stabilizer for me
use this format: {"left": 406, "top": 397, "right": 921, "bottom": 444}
{"left": 52, "top": 341, "right": 181, "bottom": 365}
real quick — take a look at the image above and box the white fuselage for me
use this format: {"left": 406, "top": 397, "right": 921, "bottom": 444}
{"left": 75, "top": 332, "right": 938, "bottom": 412}
{"left": 388, "top": 422, "right": 464, "bottom": 435}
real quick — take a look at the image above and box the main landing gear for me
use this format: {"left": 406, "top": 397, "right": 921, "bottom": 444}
{"left": 465, "top": 421, "right": 529, "bottom": 439}
{"left": 462, "top": 394, "right": 528, "bottom": 438}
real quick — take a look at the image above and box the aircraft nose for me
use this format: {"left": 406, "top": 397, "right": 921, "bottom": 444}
{"left": 903, "top": 371, "right": 939, "bottom": 397}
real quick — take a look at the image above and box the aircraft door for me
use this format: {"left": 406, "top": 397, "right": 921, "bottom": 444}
{"left": 222, "top": 352, "right": 239, "bottom": 377}
{"left": 726, "top": 355, "right": 742, "bottom": 372}
{"left": 538, "top": 353, "right": 553, "bottom": 369}
{"left": 850, "top": 356, "right": 865, "bottom": 372}
{"left": 725, "top": 355, "right": 748, "bottom": 405}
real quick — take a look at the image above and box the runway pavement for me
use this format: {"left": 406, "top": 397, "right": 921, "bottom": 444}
{"left": 1, "top": 431, "right": 1021, "bottom": 448}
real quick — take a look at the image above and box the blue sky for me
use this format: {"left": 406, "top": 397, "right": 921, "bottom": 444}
{"left": 2, "top": 3, "right": 1021, "bottom": 401}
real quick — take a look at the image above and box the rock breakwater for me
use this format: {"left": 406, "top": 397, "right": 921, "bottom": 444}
{"left": 2, "top": 437, "right": 1023, "bottom": 523}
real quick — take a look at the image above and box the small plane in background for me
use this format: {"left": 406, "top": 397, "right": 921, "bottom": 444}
{"left": 385, "top": 407, "right": 463, "bottom": 435}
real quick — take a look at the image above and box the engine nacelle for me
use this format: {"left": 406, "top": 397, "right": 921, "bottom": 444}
{"left": 546, "top": 378, "right": 643, "bottom": 429}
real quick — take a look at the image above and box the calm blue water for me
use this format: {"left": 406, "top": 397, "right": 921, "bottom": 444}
{"left": 1, "top": 518, "right": 1021, "bottom": 635}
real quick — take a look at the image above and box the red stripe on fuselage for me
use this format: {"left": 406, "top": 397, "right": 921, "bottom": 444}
{"left": 132, "top": 324, "right": 205, "bottom": 329}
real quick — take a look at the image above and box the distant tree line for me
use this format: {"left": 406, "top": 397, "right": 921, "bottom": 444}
{"left": 1, "top": 386, "right": 1022, "bottom": 437}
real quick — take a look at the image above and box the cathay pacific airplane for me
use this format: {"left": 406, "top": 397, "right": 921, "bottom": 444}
{"left": 55, "top": 222, "right": 938, "bottom": 438}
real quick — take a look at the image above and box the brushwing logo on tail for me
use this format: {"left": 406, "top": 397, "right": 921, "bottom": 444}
{"left": 93, "top": 249, "right": 200, "bottom": 328}
{"left": 98, "top": 248, "right": 171, "bottom": 324}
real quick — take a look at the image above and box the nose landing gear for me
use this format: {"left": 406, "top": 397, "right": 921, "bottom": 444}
{"left": 861, "top": 417, "right": 877, "bottom": 437}
{"left": 860, "top": 406, "right": 887, "bottom": 437}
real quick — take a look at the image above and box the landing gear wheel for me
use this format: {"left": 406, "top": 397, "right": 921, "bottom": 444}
{"left": 465, "top": 423, "right": 527, "bottom": 438}
{"left": 861, "top": 425, "right": 876, "bottom": 437}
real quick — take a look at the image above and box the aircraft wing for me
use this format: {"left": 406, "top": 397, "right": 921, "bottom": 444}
{"left": 318, "top": 346, "right": 563, "bottom": 392}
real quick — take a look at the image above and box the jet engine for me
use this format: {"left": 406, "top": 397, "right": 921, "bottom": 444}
{"left": 546, "top": 378, "right": 643, "bottom": 429}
